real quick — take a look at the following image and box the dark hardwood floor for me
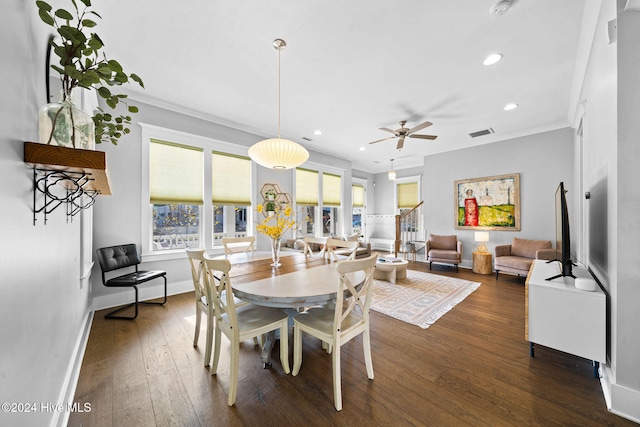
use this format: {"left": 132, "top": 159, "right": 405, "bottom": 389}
{"left": 69, "top": 258, "right": 635, "bottom": 426}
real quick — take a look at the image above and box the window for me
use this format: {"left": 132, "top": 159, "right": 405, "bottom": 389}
{"left": 150, "top": 139, "right": 203, "bottom": 251}
{"left": 141, "top": 123, "right": 254, "bottom": 257}
{"left": 322, "top": 172, "right": 341, "bottom": 236}
{"left": 352, "top": 183, "right": 365, "bottom": 237}
{"left": 295, "top": 168, "right": 319, "bottom": 237}
{"left": 212, "top": 152, "right": 252, "bottom": 246}
{"left": 295, "top": 166, "right": 344, "bottom": 238}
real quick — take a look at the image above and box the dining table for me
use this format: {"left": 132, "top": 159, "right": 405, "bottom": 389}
{"left": 211, "top": 250, "right": 365, "bottom": 366}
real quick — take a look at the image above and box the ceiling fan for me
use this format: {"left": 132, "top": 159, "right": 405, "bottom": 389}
{"left": 369, "top": 120, "right": 438, "bottom": 150}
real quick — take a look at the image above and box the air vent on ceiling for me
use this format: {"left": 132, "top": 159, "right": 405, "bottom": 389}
{"left": 302, "top": 137, "right": 312, "bottom": 141}
{"left": 469, "top": 128, "right": 495, "bottom": 138}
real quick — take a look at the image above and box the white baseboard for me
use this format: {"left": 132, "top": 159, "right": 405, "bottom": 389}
{"left": 51, "top": 309, "right": 93, "bottom": 427}
{"left": 601, "top": 362, "right": 640, "bottom": 423}
{"left": 92, "top": 279, "right": 193, "bottom": 311}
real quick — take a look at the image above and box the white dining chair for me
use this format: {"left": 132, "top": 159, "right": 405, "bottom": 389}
{"left": 203, "top": 255, "right": 290, "bottom": 406}
{"left": 292, "top": 253, "right": 378, "bottom": 411}
{"left": 302, "top": 236, "right": 328, "bottom": 258}
{"left": 185, "top": 249, "right": 215, "bottom": 367}
{"left": 221, "top": 236, "right": 255, "bottom": 254}
{"left": 325, "top": 238, "right": 359, "bottom": 262}
{"left": 186, "top": 249, "right": 258, "bottom": 368}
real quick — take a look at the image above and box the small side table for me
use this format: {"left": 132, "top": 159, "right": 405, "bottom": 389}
{"left": 472, "top": 251, "right": 493, "bottom": 275}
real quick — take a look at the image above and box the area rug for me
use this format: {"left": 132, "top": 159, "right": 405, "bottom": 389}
{"left": 370, "top": 270, "right": 481, "bottom": 329}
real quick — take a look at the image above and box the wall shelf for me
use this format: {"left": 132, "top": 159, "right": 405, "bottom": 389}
{"left": 24, "top": 142, "right": 112, "bottom": 224}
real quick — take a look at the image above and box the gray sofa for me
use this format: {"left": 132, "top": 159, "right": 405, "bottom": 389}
{"left": 282, "top": 235, "right": 371, "bottom": 259}
{"left": 282, "top": 236, "right": 371, "bottom": 259}
{"left": 494, "top": 237, "right": 554, "bottom": 279}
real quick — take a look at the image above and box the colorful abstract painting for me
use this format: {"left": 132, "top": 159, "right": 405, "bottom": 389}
{"left": 454, "top": 173, "right": 520, "bottom": 230}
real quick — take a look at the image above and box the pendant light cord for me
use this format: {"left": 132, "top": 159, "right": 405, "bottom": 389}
{"left": 277, "top": 45, "right": 281, "bottom": 139}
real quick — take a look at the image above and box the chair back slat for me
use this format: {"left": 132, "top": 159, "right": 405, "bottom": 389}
{"left": 186, "top": 249, "right": 210, "bottom": 304}
{"left": 326, "top": 238, "right": 359, "bottom": 261}
{"left": 202, "top": 257, "right": 238, "bottom": 335}
{"left": 334, "top": 254, "right": 377, "bottom": 332}
{"left": 221, "top": 236, "right": 256, "bottom": 254}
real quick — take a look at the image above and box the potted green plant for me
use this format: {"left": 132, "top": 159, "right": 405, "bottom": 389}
{"left": 265, "top": 201, "right": 276, "bottom": 216}
{"left": 36, "top": 0, "right": 143, "bottom": 148}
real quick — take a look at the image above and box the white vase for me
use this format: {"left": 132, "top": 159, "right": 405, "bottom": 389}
{"left": 38, "top": 95, "right": 95, "bottom": 149}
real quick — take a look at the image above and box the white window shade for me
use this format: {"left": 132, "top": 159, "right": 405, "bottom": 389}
{"left": 211, "top": 151, "right": 252, "bottom": 205}
{"left": 352, "top": 184, "right": 364, "bottom": 207}
{"left": 150, "top": 139, "right": 203, "bottom": 204}
{"left": 296, "top": 168, "right": 319, "bottom": 206}
{"left": 397, "top": 182, "right": 419, "bottom": 209}
{"left": 323, "top": 173, "right": 342, "bottom": 207}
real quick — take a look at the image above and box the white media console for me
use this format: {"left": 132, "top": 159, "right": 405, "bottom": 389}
{"left": 525, "top": 260, "right": 606, "bottom": 377}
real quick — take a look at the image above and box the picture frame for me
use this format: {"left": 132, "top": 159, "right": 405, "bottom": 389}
{"left": 454, "top": 173, "right": 520, "bottom": 230}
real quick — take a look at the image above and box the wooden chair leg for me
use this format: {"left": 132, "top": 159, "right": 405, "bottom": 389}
{"left": 211, "top": 327, "right": 222, "bottom": 375}
{"left": 363, "top": 329, "right": 374, "bottom": 380}
{"left": 204, "top": 315, "right": 213, "bottom": 367}
{"left": 292, "top": 324, "right": 303, "bottom": 376}
{"left": 279, "top": 321, "right": 290, "bottom": 374}
{"left": 193, "top": 308, "right": 201, "bottom": 348}
{"left": 332, "top": 341, "right": 342, "bottom": 411}
{"left": 228, "top": 343, "right": 240, "bottom": 406}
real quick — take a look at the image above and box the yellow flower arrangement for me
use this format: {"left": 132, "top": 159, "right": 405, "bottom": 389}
{"left": 256, "top": 203, "right": 295, "bottom": 239}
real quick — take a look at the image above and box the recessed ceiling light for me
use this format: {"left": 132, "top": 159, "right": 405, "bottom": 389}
{"left": 504, "top": 103, "right": 518, "bottom": 111}
{"left": 483, "top": 53, "right": 503, "bottom": 66}
{"left": 359, "top": 147, "right": 365, "bottom": 151}
{"left": 314, "top": 130, "right": 322, "bottom": 136}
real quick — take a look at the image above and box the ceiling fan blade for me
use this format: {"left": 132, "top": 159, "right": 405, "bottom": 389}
{"left": 369, "top": 136, "right": 396, "bottom": 144}
{"left": 408, "top": 120, "right": 433, "bottom": 134}
{"left": 379, "top": 127, "right": 398, "bottom": 134}
{"left": 409, "top": 134, "right": 438, "bottom": 140}
{"left": 396, "top": 137, "right": 405, "bottom": 150}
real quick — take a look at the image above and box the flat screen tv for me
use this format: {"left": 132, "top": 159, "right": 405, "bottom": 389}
{"left": 546, "top": 182, "right": 575, "bottom": 280}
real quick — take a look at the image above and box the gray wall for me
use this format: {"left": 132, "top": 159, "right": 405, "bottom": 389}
{"left": 0, "top": 2, "right": 93, "bottom": 427}
{"left": 422, "top": 128, "right": 574, "bottom": 268}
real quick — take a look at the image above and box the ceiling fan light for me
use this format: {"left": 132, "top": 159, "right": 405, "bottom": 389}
{"left": 248, "top": 138, "right": 309, "bottom": 170}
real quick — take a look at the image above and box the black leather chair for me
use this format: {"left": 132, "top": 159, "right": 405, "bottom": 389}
{"left": 96, "top": 243, "right": 167, "bottom": 319}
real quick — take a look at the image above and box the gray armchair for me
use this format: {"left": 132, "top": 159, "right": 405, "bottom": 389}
{"left": 426, "top": 234, "right": 462, "bottom": 272}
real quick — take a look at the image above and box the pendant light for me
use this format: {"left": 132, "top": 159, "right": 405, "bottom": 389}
{"left": 248, "top": 39, "right": 309, "bottom": 170}
{"left": 388, "top": 159, "right": 396, "bottom": 180}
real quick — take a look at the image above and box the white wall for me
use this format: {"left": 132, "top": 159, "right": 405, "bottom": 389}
{"left": 0, "top": 2, "right": 93, "bottom": 426}
{"left": 422, "top": 128, "right": 574, "bottom": 268}
{"left": 615, "top": 6, "right": 640, "bottom": 406}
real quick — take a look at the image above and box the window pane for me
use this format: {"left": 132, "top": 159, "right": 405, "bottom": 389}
{"left": 213, "top": 205, "right": 248, "bottom": 247}
{"left": 322, "top": 206, "right": 338, "bottom": 236}
{"left": 296, "top": 205, "right": 315, "bottom": 236}
{"left": 152, "top": 204, "right": 200, "bottom": 250}
{"left": 352, "top": 207, "right": 363, "bottom": 236}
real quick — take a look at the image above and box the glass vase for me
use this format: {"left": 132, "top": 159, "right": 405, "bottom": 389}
{"left": 38, "top": 96, "right": 95, "bottom": 149}
{"left": 270, "top": 237, "right": 282, "bottom": 267}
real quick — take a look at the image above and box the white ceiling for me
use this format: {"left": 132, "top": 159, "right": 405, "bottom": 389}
{"left": 95, "top": 0, "right": 587, "bottom": 173}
